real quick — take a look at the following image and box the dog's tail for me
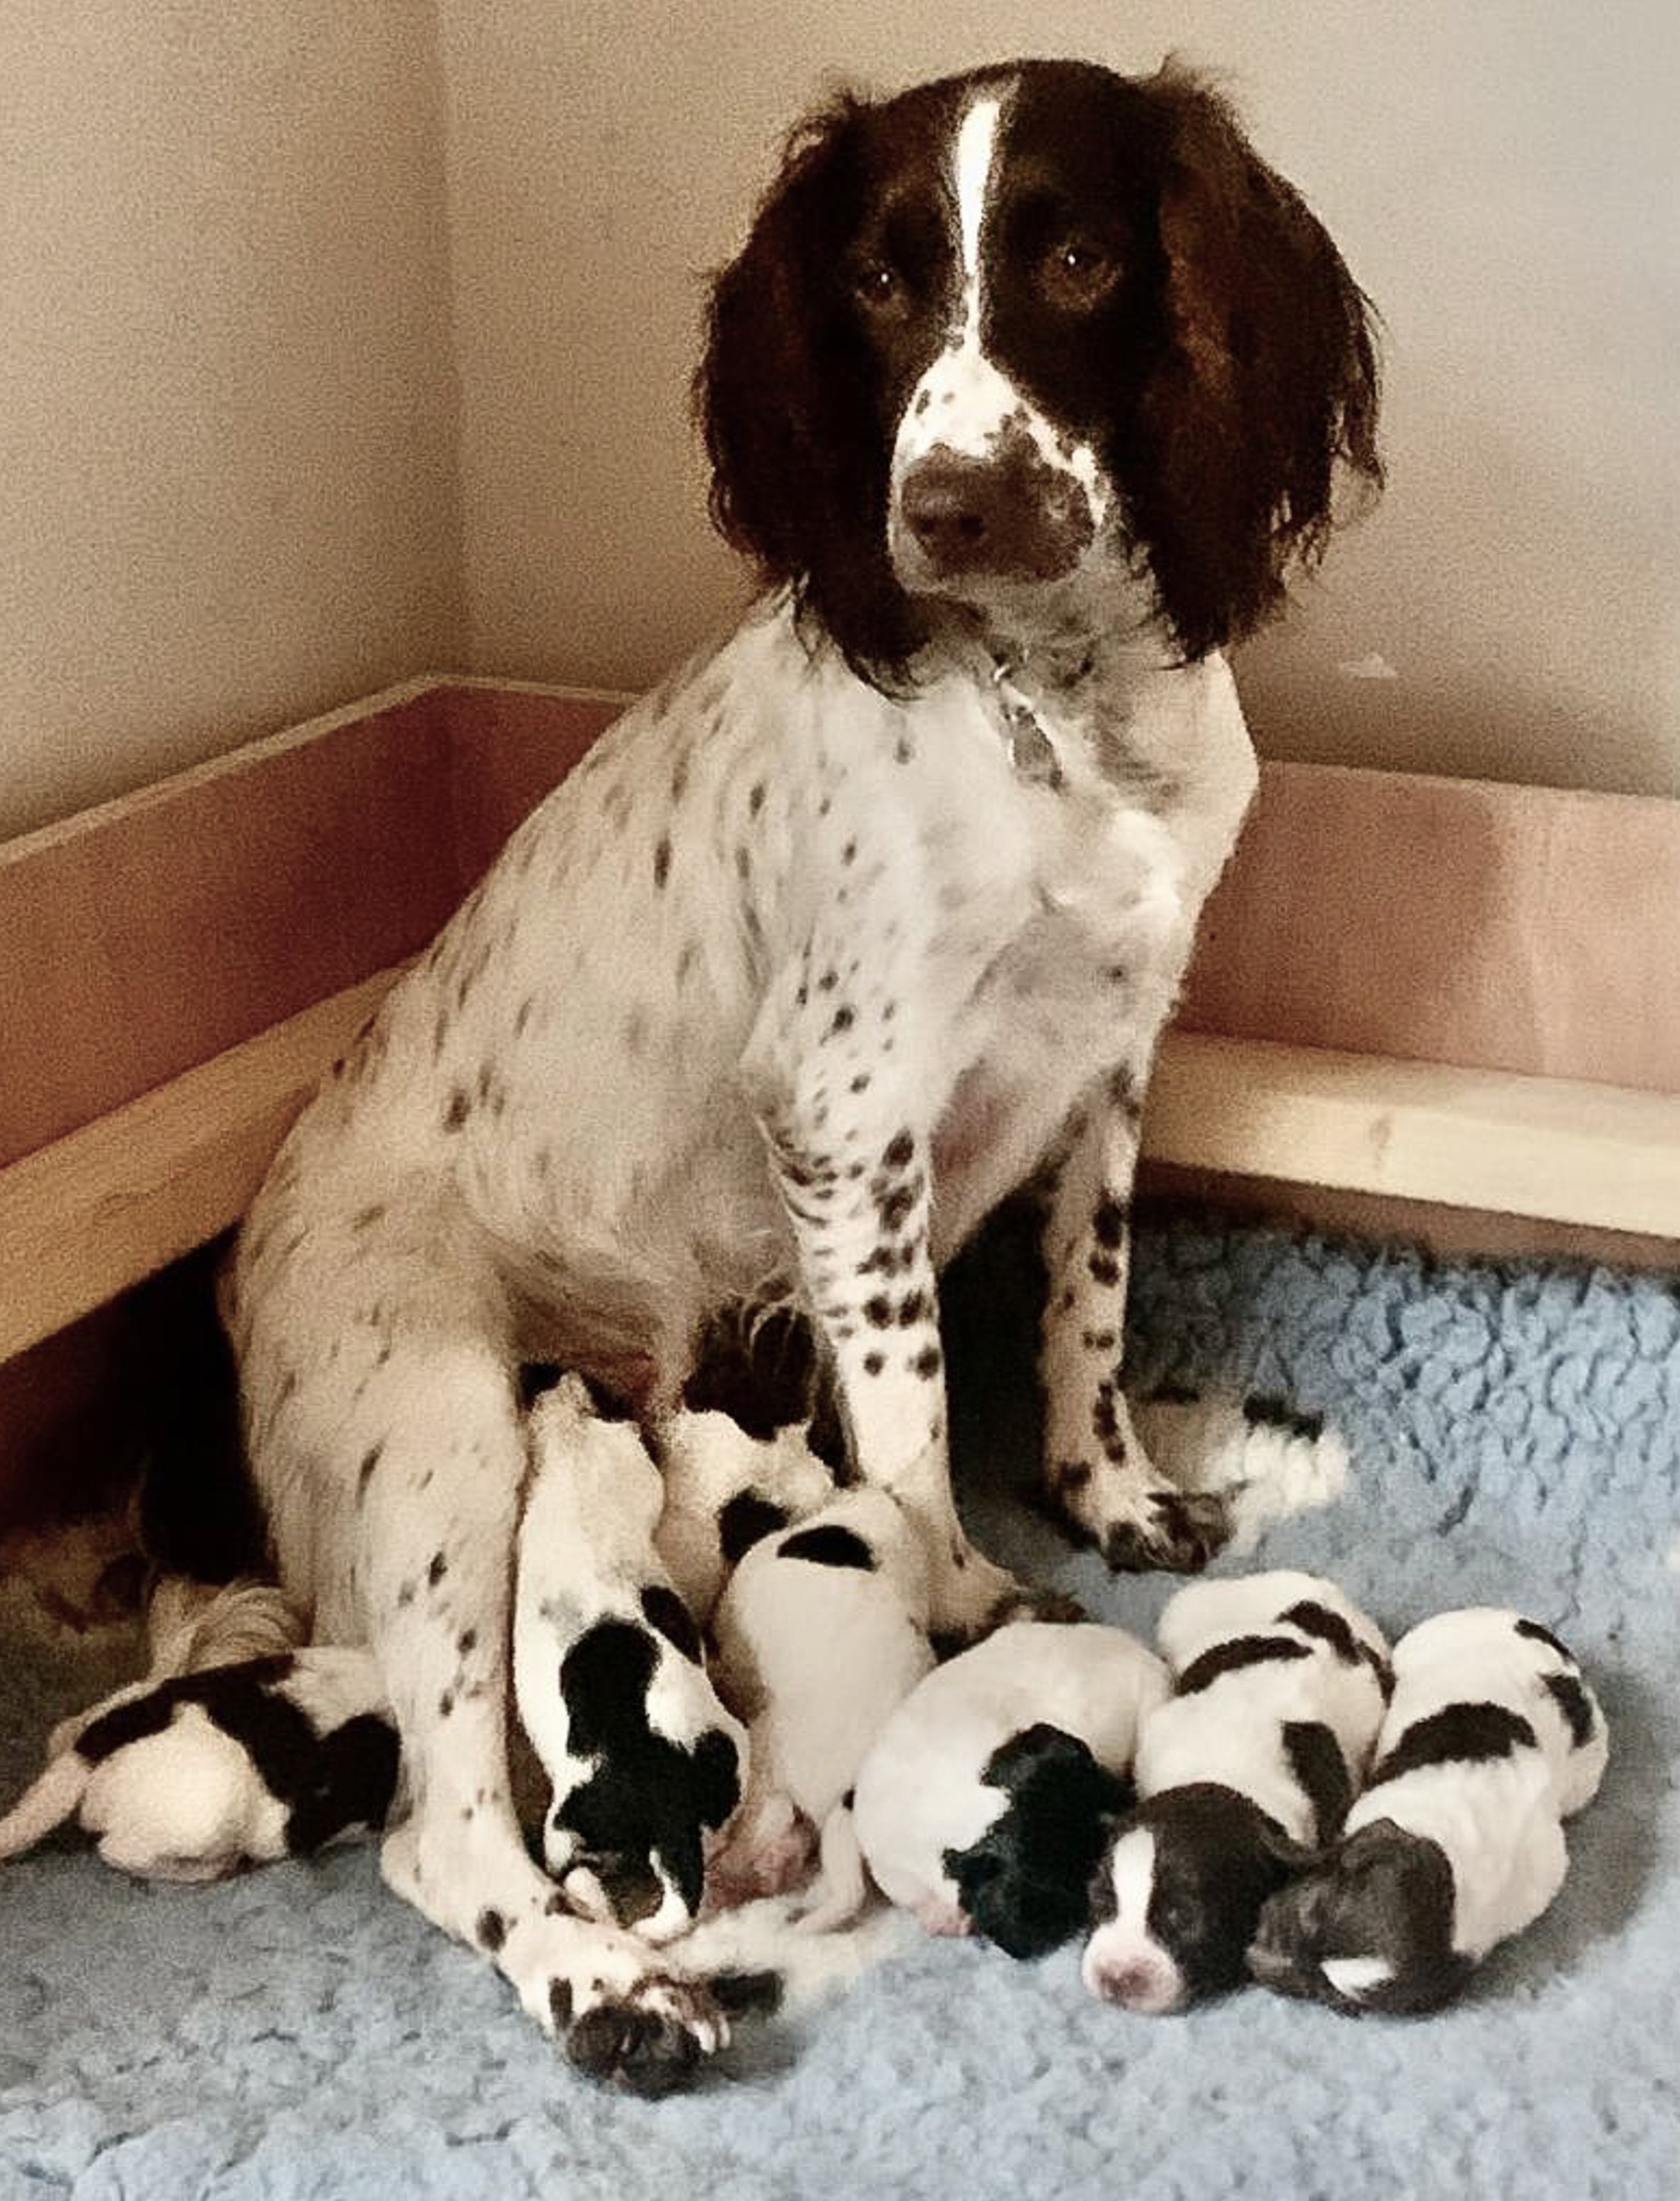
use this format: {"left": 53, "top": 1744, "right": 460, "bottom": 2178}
{"left": 0, "top": 1748, "right": 94, "bottom": 1864}
{"left": 794, "top": 1801, "right": 868, "bottom": 1936}
{"left": 1131, "top": 1386, "right": 1349, "bottom": 1554}
{"left": 148, "top": 1573, "right": 305, "bottom": 1672}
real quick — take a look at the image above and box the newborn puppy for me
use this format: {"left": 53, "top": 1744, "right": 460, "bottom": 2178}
{"left": 1248, "top": 1607, "right": 1609, "bottom": 2013}
{"left": 1084, "top": 1570, "right": 1391, "bottom": 2013}
{"left": 650, "top": 1407, "right": 836, "bottom": 1625}
{"left": 706, "top": 1487, "right": 935, "bottom": 1925}
{"left": 45, "top": 1573, "right": 306, "bottom": 1762}
{"left": 851, "top": 1620, "right": 1169, "bottom": 1956}
{"left": 0, "top": 1649, "right": 397, "bottom": 1881}
{"left": 513, "top": 1377, "right": 749, "bottom": 1942}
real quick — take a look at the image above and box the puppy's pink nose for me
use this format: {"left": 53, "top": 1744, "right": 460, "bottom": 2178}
{"left": 1093, "top": 1959, "right": 1158, "bottom": 2006}
{"left": 1085, "top": 1951, "right": 1183, "bottom": 2015}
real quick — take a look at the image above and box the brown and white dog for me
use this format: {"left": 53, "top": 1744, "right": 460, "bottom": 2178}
{"left": 220, "top": 58, "right": 1379, "bottom": 2088}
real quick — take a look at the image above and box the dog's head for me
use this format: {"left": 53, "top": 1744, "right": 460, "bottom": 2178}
{"left": 1246, "top": 1817, "right": 1471, "bottom": 2014}
{"left": 697, "top": 57, "right": 1380, "bottom": 685}
{"left": 942, "top": 1721, "right": 1133, "bottom": 1960}
{"left": 1082, "top": 1781, "right": 1315, "bottom": 2013}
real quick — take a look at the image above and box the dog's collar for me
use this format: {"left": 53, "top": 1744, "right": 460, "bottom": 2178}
{"left": 989, "top": 656, "right": 1066, "bottom": 790}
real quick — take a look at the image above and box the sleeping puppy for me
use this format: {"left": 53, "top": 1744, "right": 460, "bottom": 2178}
{"left": 1247, "top": 1607, "right": 1609, "bottom": 2013}
{"left": 513, "top": 1377, "right": 750, "bottom": 1942}
{"left": 1083, "top": 1571, "right": 1391, "bottom": 2012}
{"left": 706, "top": 1487, "right": 935, "bottom": 1925}
{"left": 649, "top": 1406, "right": 836, "bottom": 1626}
{"left": 0, "top": 1649, "right": 398, "bottom": 1880}
{"left": 45, "top": 1573, "right": 306, "bottom": 1763}
{"left": 850, "top": 1620, "right": 1169, "bottom": 1956}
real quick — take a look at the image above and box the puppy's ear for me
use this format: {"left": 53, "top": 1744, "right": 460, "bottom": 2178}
{"left": 1133, "top": 64, "right": 1382, "bottom": 658}
{"left": 695, "top": 96, "right": 921, "bottom": 687}
{"left": 983, "top": 1721, "right": 1094, "bottom": 1786}
{"left": 1255, "top": 1817, "right": 1322, "bottom": 1872}
{"left": 691, "top": 1724, "right": 747, "bottom": 1833}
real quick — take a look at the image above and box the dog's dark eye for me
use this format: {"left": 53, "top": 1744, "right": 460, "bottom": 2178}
{"left": 1155, "top": 1895, "right": 1192, "bottom": 1940}
{"left": 1043, "top": 238, "right": 1120, "bottom": 310}
{"left": 853, "top": 260, "right": 903, "bottom": 312}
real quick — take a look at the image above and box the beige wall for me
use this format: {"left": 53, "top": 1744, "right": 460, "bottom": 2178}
{"left": 4, "top": 3, "right": 1675, "bottom": 838}
{"left": 437, "top": 0, "right": 1679, "bottom": 798}
{"left": 0, "top": 2, "right": 462, "bottom": 842}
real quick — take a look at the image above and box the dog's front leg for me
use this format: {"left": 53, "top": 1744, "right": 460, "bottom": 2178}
{"left": 1039, "top": 1067, "right": 1228, "bottom": 1571}
{"left": 743, "top": 974, "right": 1018, "bottom": 1635}
{"left": 237, "top": 1221, "right": 728, "bottom": 2093}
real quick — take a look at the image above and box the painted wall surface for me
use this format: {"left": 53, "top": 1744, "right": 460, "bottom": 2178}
{"left": 436, "top": 0, "right": 1679, "bottom": 798}
{"left": 0, "top": 2, "right": 463, "bottom": 841}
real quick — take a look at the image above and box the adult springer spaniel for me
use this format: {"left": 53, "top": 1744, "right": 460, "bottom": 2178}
{"left": 222, "top": 57, "right": 1380, "bottom": 2091}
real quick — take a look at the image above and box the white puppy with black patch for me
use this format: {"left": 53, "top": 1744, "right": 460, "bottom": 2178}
{"left": 0, "top": 1647, "right": 397, "bottom": 1881}
{"left": 1083, "top": 1570, "right": 1392, "bottom": 2012}
{"left": 513, "top": 1377, "right": 750, "bottom": 1944}
{"left": 849, "top": 1619, "right": 1168, "bottom": 1954}
{"left": 650, "top": 1407, "right": 836, "bottom": 1626}
{"left": 706, "top": 1486, "right": 935, "bottom": 1923}
{"left": 1247, "top": 1606, "right": 1609, "bottom": 2013}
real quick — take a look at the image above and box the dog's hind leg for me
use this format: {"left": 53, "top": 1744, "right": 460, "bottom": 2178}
{"left": 231, "top": 1218, "right": 727, "bottom": 2093}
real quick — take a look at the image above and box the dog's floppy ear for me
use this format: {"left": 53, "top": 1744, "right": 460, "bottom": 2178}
{"left": 695, "top": 96, "right": 921, "bottom": 688}
{"left": 983, "top": 1721, "right": 1132, "bottom": 1814}
{"left": 1132, "top": 63, "right": 1382, "bottom": 659}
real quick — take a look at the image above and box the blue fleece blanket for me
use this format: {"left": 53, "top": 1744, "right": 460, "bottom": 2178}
{"left": 4, "top": 1211, "right": 1677, "bottom": 2200}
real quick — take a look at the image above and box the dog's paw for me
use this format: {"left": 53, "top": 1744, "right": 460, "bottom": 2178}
{"left": 924, "top": 1542, "right": 1028, "bottom": 1643}
{"left": 1100, "top": 1488, "right": 1229, "bottom": 1574}
{"left": 563, "top": 1971, "right": 728, "bottom": 2097}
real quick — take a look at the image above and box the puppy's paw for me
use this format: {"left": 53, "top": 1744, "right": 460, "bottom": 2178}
{"left": 706, "top": 1792, "right": 815, "bottom": 1906}
{"left": 913, "top": 1894, "right": 973, "bottom": 1937}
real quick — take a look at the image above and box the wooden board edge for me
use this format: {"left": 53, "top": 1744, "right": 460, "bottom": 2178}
{"left": 2, "top": 994, "right": 1675, "bottom": 1364}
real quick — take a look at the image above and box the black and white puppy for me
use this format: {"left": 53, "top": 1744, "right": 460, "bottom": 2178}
{"left": 850, "top": 1619, "right": 1168, "bottom": 1956}
{"left": 706, "top": 1488, "right": 935, "bottom": 1923}
{"left": 0, "top": 1649, "right": 398, "bottom": 1881}
{"left": 1247, "top": 1607, "right": 1609, "bottom": 2014}
{"left": 1083, "top": 1570, "right": 1391, "bottom": 2012}
{"left": 650, "top": 1406, "right": 837, "bottom": 1626}
{"left": 513, "top": 1377, "right": 749, "bottom": 1942}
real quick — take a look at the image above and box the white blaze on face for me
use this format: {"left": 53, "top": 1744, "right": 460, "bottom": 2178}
{"left": 888, "top": 82, "right": 1112, "bottom": 572}
{"left": 890, "top": 93, "right": 1016, "bottom": 487}
{"left": 1082, "top": 1827, "right": 1186, "bottom": 2015}
{"left": 954, "top": 94, "right": 1001, "bottom": 337}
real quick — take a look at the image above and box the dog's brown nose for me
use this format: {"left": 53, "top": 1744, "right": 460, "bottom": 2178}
{"left": 900, "top": 455, "right": 1001, "bottom": 567}
{"left": 897, "top": 443, "right": 1094, "bottom": 583}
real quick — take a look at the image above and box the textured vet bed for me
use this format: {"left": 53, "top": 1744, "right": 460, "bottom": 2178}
{"left": 3, "top": 1208, "right": 1679, "bottom": 2201}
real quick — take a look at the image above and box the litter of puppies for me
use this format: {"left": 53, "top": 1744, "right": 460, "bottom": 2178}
{"left": 1, "top": 1417, "right": 1611, "bottom": 2030}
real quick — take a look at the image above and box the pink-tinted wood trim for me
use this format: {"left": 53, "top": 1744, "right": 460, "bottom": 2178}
{"left": 0, "top": 690, "right": 461, "bottom": 1166}
{"left": 1180, "top": 759, "right": 1680, "bottom": 1095}
{"left": 4, "top": 679, "right": 1678, "bottom": 1179}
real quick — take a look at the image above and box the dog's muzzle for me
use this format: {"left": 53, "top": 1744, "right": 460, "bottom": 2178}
{"left": 895, "top": 435, "right": 1096, "bottom": 589}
